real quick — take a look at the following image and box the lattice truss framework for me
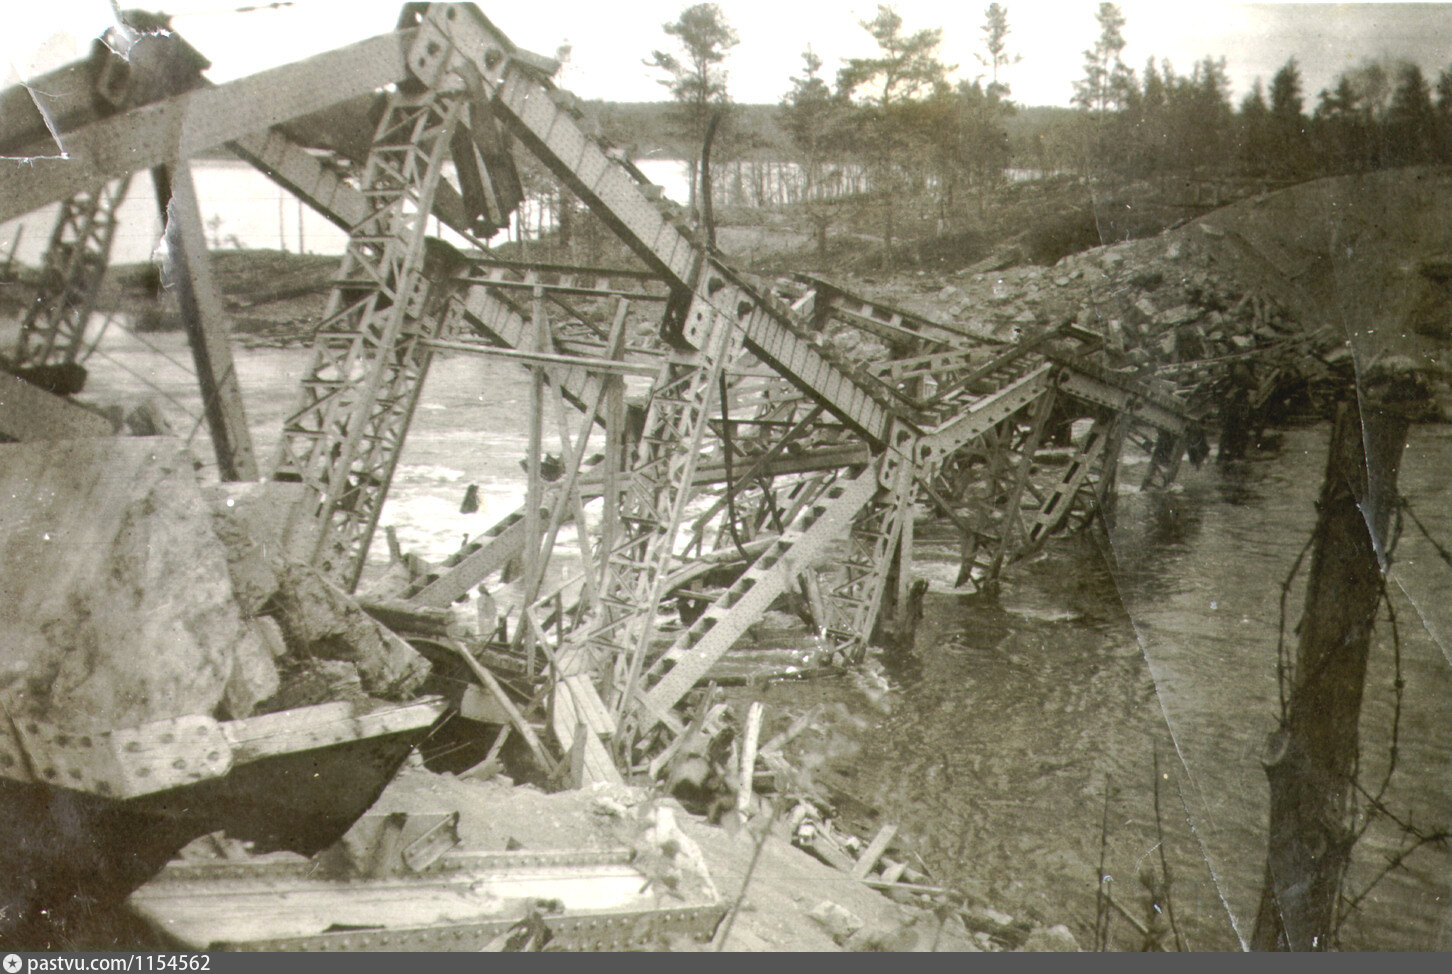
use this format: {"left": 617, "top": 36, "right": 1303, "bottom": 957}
{"left": 271, "top": 88, "right": 474, "bottom": 589}
{"left": 263, "top": 4, "right": 1197, "bottom": 779}
{"left": 2, "top": 3, "right": 1200, "bottom": 785}
{"left": 13, "top": 178, "right": 132, "bottom": 368}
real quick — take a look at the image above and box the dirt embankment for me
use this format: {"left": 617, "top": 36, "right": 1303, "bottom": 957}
{"left": 97, "top": 250, "right": 337, "bottom": 345}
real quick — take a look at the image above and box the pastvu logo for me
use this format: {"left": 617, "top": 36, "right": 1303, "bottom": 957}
{"left": 3, "top": 953, "right": 22, "bottom": 973}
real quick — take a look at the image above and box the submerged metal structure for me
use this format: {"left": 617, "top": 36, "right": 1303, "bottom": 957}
{"left": 1, "top": 0, "right": 1196, "bottom": 806}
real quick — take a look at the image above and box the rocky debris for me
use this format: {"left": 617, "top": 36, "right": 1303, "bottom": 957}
{"left": 818, "top": 205, "right": 1370, "bottom": 438}
{"left": 0, "top": 437, "right": 267, "bottom": 729}
{"left": 266, "top": 563, "right": 430, "bottom": 701}
{"left": 0, "top": 436, "right": 430, "bottom": 738}
{"left": 632, "top": 804, "right": 719, "bottom": 903}
{"left": 207, "top": 479, "right": 430, "bottom": 708}
{"left": 122, "top": 399, "right": 175, "bottom": 437}
{"left": 808, "top": 900, "right": 866, "bottom": 943}
{"left": 962, "top": 905, "right": 1035, "bottom": 949}
{"left": 258, "top": 658, "right": 367, "bottom": 712}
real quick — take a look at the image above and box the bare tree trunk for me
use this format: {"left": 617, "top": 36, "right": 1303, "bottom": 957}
{"left": 1251, "top": 378, "right": 1421, "bottom": 950}
{"left": 699, "top": 109, "right": 723, "bottom": 249}
{"left": 557, "top": 190, "right": 572, "bottom": 252}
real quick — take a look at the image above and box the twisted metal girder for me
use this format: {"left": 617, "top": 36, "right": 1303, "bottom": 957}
{"left": 574, "top": 291, "right": 741, "bottom": 703}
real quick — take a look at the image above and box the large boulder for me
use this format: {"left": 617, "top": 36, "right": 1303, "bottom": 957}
{"left": 0, "top": 438, "right": 269, "bottom": 728}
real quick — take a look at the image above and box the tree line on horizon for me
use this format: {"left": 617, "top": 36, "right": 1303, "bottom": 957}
{"left": 1068, "top": 2, "right": 1452, "bottom": 181}
{"left": 643, "top": 3, "right": 1452, "bottom": 205}
{"left": 510, "top": 3, "right": 1452, "bottom": 262}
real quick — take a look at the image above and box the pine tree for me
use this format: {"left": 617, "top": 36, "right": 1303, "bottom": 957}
{"left": 1314, "top": 75, "right": 1368, "bottom": 172}
{"left": 1386, "top": 63, "right": 1435, "bottom": 164}
{"left": 1239, "top": 79, "right": 1273, "bottom": 176}
{"left": 781, "top": 44, "right": 853, "bottom": 254}
{"left": 1434, "top": 67, "right": 1452, "bottom": 163}
{"left": 1072, "top": 3, "right": 1134, "bottom": 115}
{"left": 643, "top": 3, "right": 739, "bottom": 209}
{"left": 1268, "top": 58, "right": 1307, "bottom": 177}
{"left": 836, "top": 5, "right": 952, "bottom": 264}
{"left": 977, "top": 3, "right": 1022, "bottom": 100}
{"left": 780, "top": 47, "right": 842, "bottom": 199}
{"left": 1269, "top": 58, "right": 1304, "bottom": 121}
{"left": 837, "top": 5, "right": 951, "bottom": 110}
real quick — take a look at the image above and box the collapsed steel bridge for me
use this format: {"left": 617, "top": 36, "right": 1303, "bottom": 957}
{"left": 0, "top": 3, "right": 1196, "bottom": 787}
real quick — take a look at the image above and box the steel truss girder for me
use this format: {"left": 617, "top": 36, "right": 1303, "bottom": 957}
{"left": 271, "top": 90, "right": 468, "bottom": 590}
{"left": 13, "top": 178, "right": 132, "bottom": 369}
{"left": 794, "top": 274, "right": 968, "bottom": 351}
{"left": 580, "top": 297, "right": 739, "bottom": 677}
{"left": 0, "top": 33, "right": 414, "bottom": 225}
{"left": 950, "top": 386, "right": 1060, "bottom": 585}
{"left": 814, "top": 462, "right": 916, "bottom": 661}
{"left": 128, "top": 847, "right": 724, "bottom": 952}
{"left": 233, "top": 123, "right": 623, "bottom": 598}
{"left": 1021, "top": 414, "right": 1119, "bottom": 546}
{"left": 404, "top": 4, "right": 898, "bottom": 445}
{"left": 634, "top": 465, "right": 881, "bottom": 728}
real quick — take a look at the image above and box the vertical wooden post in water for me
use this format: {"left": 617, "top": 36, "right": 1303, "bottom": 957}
{"left": 1251, "top": 363, "right": 1427, "bottom": 950}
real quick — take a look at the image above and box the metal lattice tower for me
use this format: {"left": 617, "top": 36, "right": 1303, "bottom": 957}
{"left": 271, "top": 90, "right": 469, "bottom": 590}
{"left": 13, "top": 179, "right": 132, "bottom": 368}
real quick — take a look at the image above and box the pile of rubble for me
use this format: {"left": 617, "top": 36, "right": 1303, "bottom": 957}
{"left": 828, "top": 215, "right": 1422, "bottom": 441}
{"left": 0, "top": 437, "right": 428, "bottom": 733}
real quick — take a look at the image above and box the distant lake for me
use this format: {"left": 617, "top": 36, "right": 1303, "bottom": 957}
{"left": 0, "top": 155, "right": 1040, "bottom": 267}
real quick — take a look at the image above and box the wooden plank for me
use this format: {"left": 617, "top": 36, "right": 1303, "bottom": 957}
{"left": 222, "top": 698, "right": 446, "bottom": 762}
{"left": 735, "top": 701, "right": 763, "bottom": 822}
{"left": 851, "top": 823, "right": 899, "bottom": 880}
{"left": 563, "top": 674, "right": 616, "bottom": 739}
{"left": 550, "top": 675, "right": 623, "bottom": 786}
{"left": 0, "top": 370, "right": 115, "bottom": 441}
{"left": 799, "top": 832, "right": 857, "bottom": 874}
{"left": 1, "top": 32, "right": 411, "bottom": 222}
{"left": 759, "top": 705, "right": 819, "bottom": 755}
{"left": 447, "top": 646, "right": 556, "bottom": 776}
{"left": 153, "top": 162, "right": 257, "bottom": 481}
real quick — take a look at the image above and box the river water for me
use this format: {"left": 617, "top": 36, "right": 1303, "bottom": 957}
{"left": 0, "top": 157, "right": 694, "bottom": 266}
{"left": 79, "top": 330, "right": 1451, "bottom": 951}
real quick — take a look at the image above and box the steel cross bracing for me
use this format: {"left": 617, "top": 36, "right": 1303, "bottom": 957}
{"left": 12, "top": 179, "right": 132, "bottom": 369}
{"left": 584, "top": 306, "right": 739, "bottom": 674}
{"left": 814, "top": 461, "right": 917, "bottom": 661}
{"left": 634, "top": 465, "right": 882, "bottom": 728}
{"left": 403, "top": 6, "right": 901, "bottom": 445}
{"left": 262, "top": 5, "right": 1195, "bottom": 777}
{"left": 0, "top": 4, "right": 1204, "bottom": 788}
{"left": 271, "top": 89, "right": 471, "bottom": 590}
{"left": 229, "top": 120, "right": 632, "bottom": 607}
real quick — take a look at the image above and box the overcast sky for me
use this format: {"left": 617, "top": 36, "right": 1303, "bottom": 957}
{"left": 5, "top": 2, "right": 1451, "bottom": 110}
